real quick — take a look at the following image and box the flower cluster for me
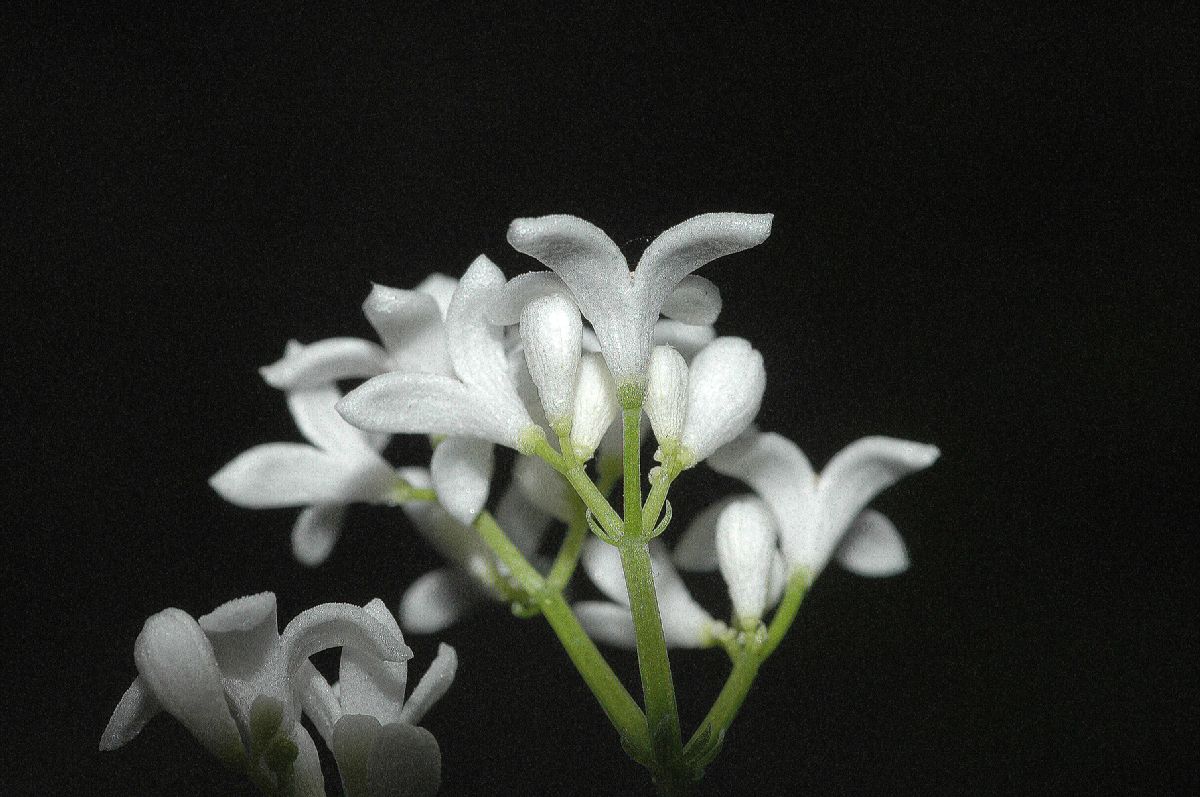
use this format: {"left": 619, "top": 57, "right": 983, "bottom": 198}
{"left": 104, "top": 212, "right": 938, "bottom": 795}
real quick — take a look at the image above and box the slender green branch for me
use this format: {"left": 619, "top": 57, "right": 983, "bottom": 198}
{"left": 683, "top": 646, "right": 761, "bottom": 759}
{"left": 760, "top": 572, "right": 808, "bottom": 660}
{"left": 546, "top": 505, "right": 588, "bottom": 590}
{"left": 622, "top": 407, "right": 644, "bottom": 541}
{"left": 641, "top": 460, "right": 681, "bottom": 533}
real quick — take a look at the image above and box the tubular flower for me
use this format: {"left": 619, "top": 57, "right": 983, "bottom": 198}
{"left": 488, "top": 213, "right": 773, "bottom": 394}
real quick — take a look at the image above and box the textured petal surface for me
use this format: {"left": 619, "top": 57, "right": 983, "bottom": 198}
{"left": 291, "top": 505, "right": 346, "bottom": 567}
{"left": 260, "top": 338, "right": 390, "bottom": 391}
{"left": 573, "top": 601, "right": 637, "bottom": 649}
{"left": 277, "top": 603, "right": 412, "bottom": 690}
{"left": 672, "top": 495, "right": 746, "bottom": 572}
{"left": 634, "top": 213, "right": 773, "bottom": 318}
{"left": 398, "top": 643, "right": 457, "bottom": 725}
{"left": 198, "top": 592, "right": 279, "bottom": 681}
{"left": 338, "top": 599, "right": 409, "bottom": 725}
{"left": 100, "top": 677, "right": 160, "bottom": 751}
{"left": 291, "top": 723, "right": 328, "bottom": 797}
{"left": 816, "top": 436, "right": 939, "bottom": 567}
{"left": 362, "top": 285, "right": 452, "bottom": 375}
{"left": 134, "top": 608, "right": 244, "bottom": 765}
{"left": 210, "top": 443, "right": 382, "bottom": 508}
{"left": 680, "top": 338, "right": 766, "bottom": 465}
{"left": 399, "top": 568, "right": 486, "bottom": 633}
{"left": 487, "top": 271, "right": 571, "bottom": 325}
{"left": 520, "top": 293, "right": 582, "bottom": 425}
{"left": 660, "top": 275, "right": 722, "bottom": 325}
{"left": 569, "top": 353, "right": 619, "bottom": 459}
{"left": 430, "top": 437, "right": 494, "bottom": 526}
{"left": 835, "top": 509, "right": 911, "bottom": 577}
{"left": 651, "top": 320, "right": 715, "bottom": 361}
{"left": 645, "top": 345, "right": 688, "bottom": 446}
{"left": 708, "top": 430, "right": 816, "bottom": 572}
{"left": 716, "top": 498, "right": 778, "bottom": 622}
{"left": 647, "top": 541, "right": 716, "bottom": 648}
{"left": 338, "top": 372, "right": 523, "bottom": 447}
{"left": 288, "top": 384, "right": 375, "bottom": 456}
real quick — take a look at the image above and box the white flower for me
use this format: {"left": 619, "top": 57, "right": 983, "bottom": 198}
{"left": 305, "top": 598, "right": 456, "bottom": 797}
{"left": 100, "top": 593, "right": 409, "bottom": 796}
{"left": 644, "top": 345, "right": 688, "bottom": 454}
{"left": 714, "top": 498, "right": 780, "bottom": 625}
{"left": 520, "top": 292, "right": 583, "bottom": 435}
{"left": 573, "top": 537, "right": 718, "bottom": 649}
{"left": 676, "top": 337, "right": 766, "bottom": 468}
{"left": 490, "top": 213, "right": 773, "bottom": 393}
{"left": 699, "top": 429, "right": 940, "bottom": 579}
{"left": 569, "top": 353, "right": 620, "bottom": 461}
{"left": 209, "top": 376, "right": 400, "bottom": 566}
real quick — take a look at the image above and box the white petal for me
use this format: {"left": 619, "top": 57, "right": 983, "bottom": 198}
{"left": 401, "top": 494, "right": 490, "bottom": 569}
{"left": 660, "top": 275, "right": 722, "bottom": 325}
{"left": 651, "top": 319, "right": 716, "bottom": 361}
{"left": 679, "top": 338, "right": 766, "bottom": 466}
{"left": 297, "top": 660, "right": 340, "bottom": 744}
{"left": 647, "top": 540, "right": 716, "bottom": 648}
{"left": 291, "top": 505, "right": 345, "bottom": 567}
{"left": 416, "top": 273, "right": 458, "bottom": 318}
{"left": 715, "top": 499, "right": 777, "bottom": 622}
{"left": 512, "top": 454, "right": 574, "bottom": 524}
{"left": 672, "top": 495, "right": 755, "bottom": 572}
{"left": 644, "top": 345, "right": 688, "bottom": 447}
{"left": 634, "top": 213, "right": 773, "bottom": 312}
{"left": 569, "top": 353, "right": 619, "bottom": 460}
{"left": 430, "top": 437, "right": 494, "bottom": 526}
{"left": 707, "top": 430, "right": 816, "bottom": 574}
{"left": 494, "top": 466, "right": 555, "bottom": 556}
{"left": 816, "top": 436, "right": 939, "bottom": 568}
{"left": 100, "top": 677, "right": 160, "bottom": 751}
{"left": 835, "top": 509, "right": 910, "bottom": 577}
{"left": 134, "top": 608, "right": 244, "bottom": 766}
{"left": 331, "top": 715, "right": 380, "bottom": 797}
{"left": 209, "top": 444, "right": 387, "bottom": 508}
{"left": 398, "top": 643, "right": 457, "bottom": 725}
{"left": 338, "top": 599, "right": 409, "bottom": 725}
{"left": 521, "top": 293, "right": 582, "bottom": 428}
{"left": 766, "top": 551, "right": 788, "bottom": 610}
{"left": 581, "top": 536, "right": 630, "bottom": 606}
{"left": 276, "top": 603, "right": 412, "bottom": 693}
{"left": 573, "top": 601, "right": 637, "bottom": 649}
{"left": 287, "top": 384, "right": 375, "bottom": 455}
{"left": 291, "top": 723, "right": 328, "bottom": 797}
{"left": 487, "top": 271, "right": 572, "bottom": 325}
{"left": 338, "top": 372, "right": 526, "bottom": 448}
{"left": 399, "top": 568, "right": 486, "bottom": 633}
{"left": 366, "top": 722, "right": 442, "bottom": 797}
{"left": 198, "top": 592, "right": 280, "bottom": 681}
{"left": 362, "top": 285, "right": 452, "bottom": 375}
{"left": 506, "top": 215, "right": 630, "bottom": 329}
{"left": 260, "top": 338, "right": 389, "bottom": 391}
{"left": 446, "top": 256, "right": 529, "bottom": 427}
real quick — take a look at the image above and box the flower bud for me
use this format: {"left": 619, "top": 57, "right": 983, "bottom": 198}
{"left": 679, "top": 337, "right": 766, "bottom": 467}
{"left": 569, "top": 353, "right": 618, "bottom": 461}
{"left": 520, "top": 293, "right": 582, "bottom": 435}
{"left": 715, "top": 498, "right": 777, "bottom": 625}
{"left": 644, "top": 345, "right": 688, "bottom": 457}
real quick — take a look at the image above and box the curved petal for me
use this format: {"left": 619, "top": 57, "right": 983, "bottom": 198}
{"left": 446, "top": 256, "right": 525, "bottom": 411}
{"left": 573, "top": 601, "right": 637, "bottom": 649}
{"left": 645, "top": 345, "right": 688, "bottom": 447}
{"left": 297, "top": 660, "right": 341, "bottom": 744}
{"left": 581, "top": 537, "right": 630, "bottom": 606}
{"left": 569, "top": 353, "right": 619, "bottom": 460}
{"left": 835, "top": 509, "right": 910, "bottom": 577}
{"left": 275, "top": 603, "right": 412, "bottom": 693}
{"left": 398, "top": 643, "right": 457, "bottom": 725}
{"left": 338, "top": 372, "right": 525, "bottom": 448}
{"left": 430, "top": 437, "right": 494, "bottom": 526}
{"left": 291, "top": 505, "right": 346, "bottom": 567}
{"left": 817, "top": 436, "right": 939, "bottom": 565}
{"left": 399, "top": 568, "right": 487, "bottom": 633}
{"left": 648, "top": 540, "right": 716, "bottom": 648}
{"left": 487, "top": 271, "right": 571, "bottom": 326}
{"left": 134, "top": 608, "right": 244, "bottom": 766}
{"left": 366, "top": 722, "right": 442, "bottom": 797}
{"left": 416, "top": 273, "right": 459, "bottom": 318}
{"left": 209, "top": 444, "right": 379, "bottom": 508}
{"left": 338, "top": 599, "right": 409, "bottom": 725}
{"left": 635, "top": 213, "right": 773, "bottom": 315}
{"left": 287, "top": 384, "right": 375, "bottom": 456}
{"left": 521, "top": 293, "right": 582, "bottom": 427}
{"left": 660, "top": 275, "right": 722, "bottom": 325}
{"left": 672, "top": 494, "right": 754, "bottom": 572}
{"left": 362, "top": 285, "right": 452, "bottom": 376}
{"left": 100, "top": 677, "right": 160, "bottom": 751}
{"left": 679, "top": 338, "right": 766, "bottom": 466}
{"left": 651, "top": 320, "right": 715, "bottom": 362}
{"left": 260, "top": 338, "right": 390, "bottom": 391}
{"left": 198, "top": 592, "right": 279, "bottom": 681}
{"left": 506, "top": 215, "right": 630, "bottom": 328}
{"left": 708, "top": 430, "right": 816, "bottom": 573}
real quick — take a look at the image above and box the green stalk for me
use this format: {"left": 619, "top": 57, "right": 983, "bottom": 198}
{"left": 760, "top": 572, "right": 808, "bottom": 660}
{"left": 683, "top": 648, "right": 761, "bottom": 758}
{"left": 473, "top": 512, "right": 650, "bottom": 756}
{"left": 546, "top": 507, "right": 587, "bottom": 590}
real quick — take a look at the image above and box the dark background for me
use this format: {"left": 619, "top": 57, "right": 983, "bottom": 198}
{"left": 8, "top": 4, "right": 1196, "bottom": 795}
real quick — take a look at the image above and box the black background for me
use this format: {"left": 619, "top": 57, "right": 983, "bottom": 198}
{"left": 8, "top": 4, "right": 1196, "bottom": 795}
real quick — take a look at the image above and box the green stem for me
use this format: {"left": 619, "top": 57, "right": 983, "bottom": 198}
{"left": 683, "top": 648, "right": 761, "bottom": 758}
{"left": 473, "top": 512, "right": 650, "bottom": 756}
{"left": 641, "top": 461, "right": 680, "bottom": 533}
{"left": 546, "top": 506, "right": 587, "bottom": 590}
{"left": 760, "top": 572, "right": 808, "bottom": 661}
{"left": 622, "top": 407, "right": 644, "bottom": 540}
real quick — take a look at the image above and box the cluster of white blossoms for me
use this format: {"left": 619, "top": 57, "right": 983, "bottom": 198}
{"left": 104, "top": 212, "right": 938, "bottom": 795}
